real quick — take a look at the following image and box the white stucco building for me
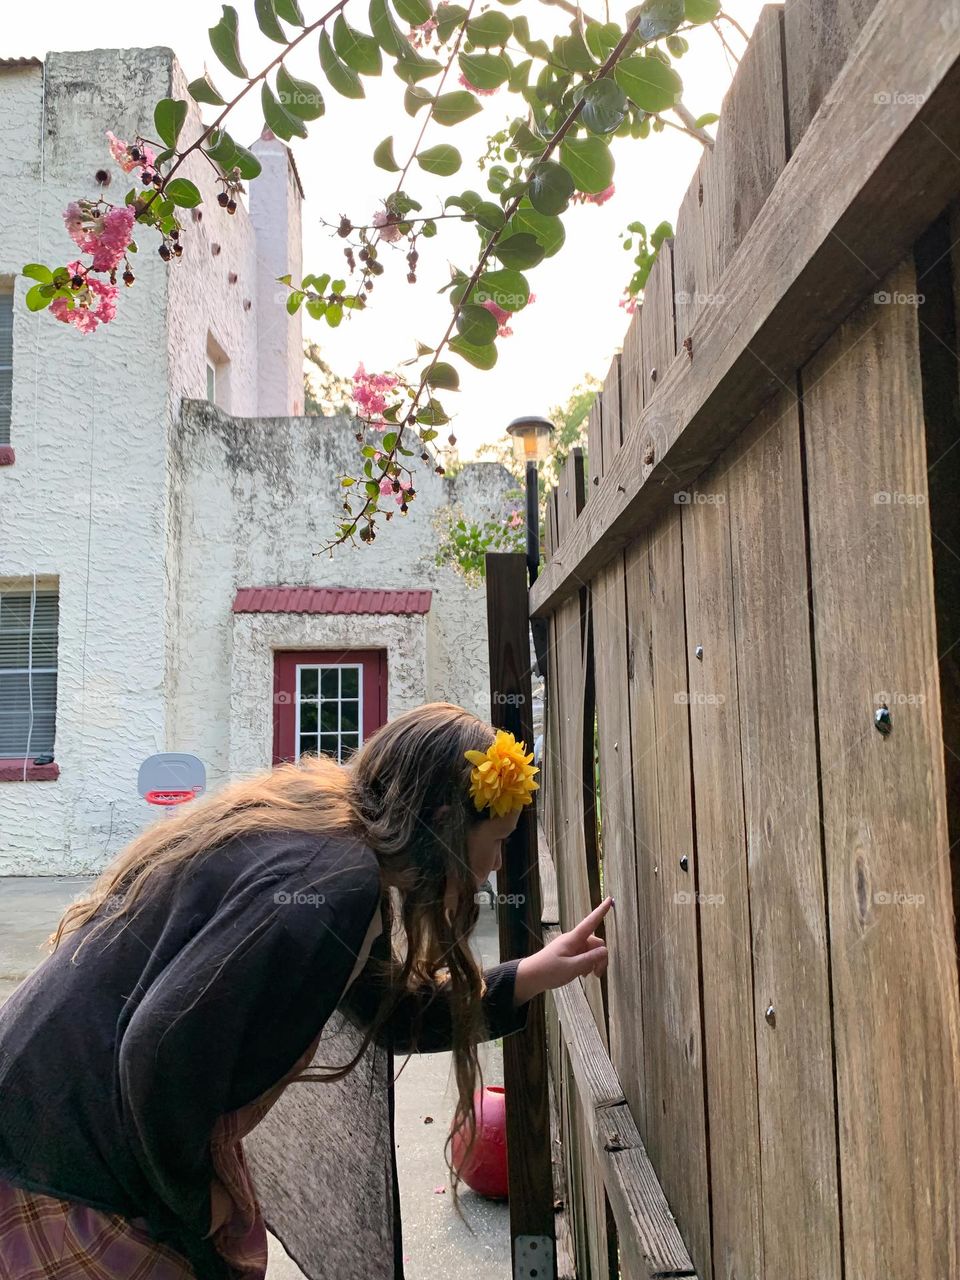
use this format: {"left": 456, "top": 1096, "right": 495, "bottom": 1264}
{"left": 0, "top": 48, "right": 517, "bottom": 874}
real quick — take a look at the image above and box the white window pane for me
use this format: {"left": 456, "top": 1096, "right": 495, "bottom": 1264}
{"left": 0, "top": 589, "right": 59, "bottom": 756}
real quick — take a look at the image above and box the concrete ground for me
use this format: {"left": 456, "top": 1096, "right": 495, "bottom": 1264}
{"left": 0, "top": 877, "right": 511, "bottom": 1280}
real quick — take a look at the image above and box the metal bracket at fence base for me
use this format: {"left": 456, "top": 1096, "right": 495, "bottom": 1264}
{"left": 514, "top": 1235, "right": 554, "bottom": 1280}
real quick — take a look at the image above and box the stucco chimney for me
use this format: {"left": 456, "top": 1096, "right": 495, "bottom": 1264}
{"left": 248, "top": 130, "right": 304, "bottom": 416}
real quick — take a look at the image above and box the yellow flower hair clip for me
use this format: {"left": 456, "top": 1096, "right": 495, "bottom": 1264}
{"left": 464, "top": 729, "right": 540, "bottom": 818}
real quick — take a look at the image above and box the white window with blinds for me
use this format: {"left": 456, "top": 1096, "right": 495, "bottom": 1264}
{"left": 0, "top": 588, "right": 59, "bottom": 758}
{"left": 0, "top": 291, "right": 12, "bottom": 446}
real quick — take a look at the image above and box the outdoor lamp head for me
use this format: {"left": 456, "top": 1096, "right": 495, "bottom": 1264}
{"left": 506, "top": 415, "right": 554, "bottom": 465}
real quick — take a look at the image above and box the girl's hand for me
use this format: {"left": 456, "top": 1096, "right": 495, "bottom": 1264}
{"left": 514, "top": 897, "right": 613, "bottom": 1006}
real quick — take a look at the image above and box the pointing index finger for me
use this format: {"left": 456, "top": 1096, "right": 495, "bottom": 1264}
{"left": 572, "top": 896, "right": 614, "bottom": 939}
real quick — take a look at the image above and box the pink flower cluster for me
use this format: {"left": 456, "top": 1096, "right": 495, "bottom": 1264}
{"left": 351, "top": 362, "right": 400, "bottom": 428}
{"left": 508, "top": 509, "right": 523, "bottom": 529}
{"left": 481, "top": 292, "right": 536, "bottom": 338}
{"left": 458, "top": 73, "right": 498, "bottom": 97}
{"left": 379, "top": 475, "right": 413, "bottom": 506}
{"left": 572, "top": 184, "right": 615, "bottom": 207}
{"left": 106, "top": 130, "right": 156, "bottom": 177}
{"left": 406, "top": 17, "right": 437, "bottom": 48}
{"left": 619, "top": 293, "right": 638, "bottom": 316}
{"left": 50, "top": 262, "right": 119, "bottom": 334}
{"left": 63, "top": 202, "right": 136, "bottom": 273}
{"left": 371, "top": 209, "right": 403, "bottom": 243}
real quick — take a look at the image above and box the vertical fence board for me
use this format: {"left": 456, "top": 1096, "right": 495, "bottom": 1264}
{"left": 802, "top": 259, "right": 960, "bottom": 1280}
{"left": 486, "top": 555, "right": 556, "bottom": 1269}
{"left": 673, "top": 148, "right": 721, "bottom": 341}
{"left": 923, "top": 203, "right": 960, "bottom": 948}
{"left": 620, "top": 305, "right": 644, "bottom": 443}
{"left": 713, "top": 4, "right": 788, "bottom": 274}
{"left": 586, "top": 397, "right": 603, "bottom": 496}
{"left": 639, "top": 240, "right": 676, "bottom": 408}
{"left": 625, "top": 512, "right": 711, "bottom": 1279}
{"left": 784, "top": 0, "right": 881, "bottom": 153}
{"left": 681, "top": 466, "right": 763, "bottom": 1280}
{"left": 552, "top": 449, "right": 610, "bottom": 1273}
{"left": 601, "top": 354, "right": 622, "bottom": 483}
{"left": 726, "top": 390, "right": 842, "bottom": 1280}
{"left": 592, "top": 554, "right": 645, "bottom": 1136}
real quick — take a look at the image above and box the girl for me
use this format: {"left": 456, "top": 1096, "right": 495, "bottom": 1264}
{"left": 0, "top": 703, "right": 611, "bottom": 1280}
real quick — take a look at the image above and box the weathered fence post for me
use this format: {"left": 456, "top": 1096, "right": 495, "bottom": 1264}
{"left": 485, "top": 550, "right": 556, "bottom": 1280}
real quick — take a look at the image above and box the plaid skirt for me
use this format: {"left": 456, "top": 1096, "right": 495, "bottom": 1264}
{"left": 0, "top": 1105, "right": 270, "bottom": 1280}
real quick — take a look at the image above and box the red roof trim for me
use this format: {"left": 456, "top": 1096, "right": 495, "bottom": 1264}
{"left": 232, "top": 586, "right": 432, "bottom": 616}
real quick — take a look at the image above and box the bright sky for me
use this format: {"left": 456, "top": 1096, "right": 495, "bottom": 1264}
{"left": 8, "top": 0, "right": 765, "bottom": 458}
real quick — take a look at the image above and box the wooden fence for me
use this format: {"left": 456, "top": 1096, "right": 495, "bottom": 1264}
{"left": 499, "top": 0, "right": 960, "bottom": 1275}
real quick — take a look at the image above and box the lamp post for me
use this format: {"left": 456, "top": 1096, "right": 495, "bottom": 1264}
{"left": 505, "top": 414, "right": 554, "bottom": 677}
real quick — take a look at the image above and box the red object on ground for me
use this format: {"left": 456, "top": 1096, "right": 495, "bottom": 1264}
{"left": 144, "top": 789, "right": 198, "bottom": 806}
{"left": 450, "top": 1085, "right": 508, "bottom": 1199}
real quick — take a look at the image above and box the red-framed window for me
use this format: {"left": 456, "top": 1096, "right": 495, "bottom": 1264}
{"left": 273, "top": 649, "right": 387, "bottom": 766}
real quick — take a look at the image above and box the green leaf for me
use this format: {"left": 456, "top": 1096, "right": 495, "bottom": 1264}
{"left": 449, "top": 334, "right": 498, "bottom": 369}
{"left": 579, "top": 77, "right": 628, "bottom": 134}
{"left": 693, "top": 111, "right": 719, "bottom": 127}
{"left": 630, "top": 0, "right": 684, "bottom": 39}
{"left": 585, "top": 21, "right": 622, "bottom": 59}
{"left": 404, "top": 84, "right": 434, "bottom": 115}
{"left": 508, "top": 57, "right": 531, "bottom": 92}
{"left": 394, "top": 0, "right": 433, "bottom": 23}
{"left": 205, "top": 128, "right": 240, "bottom": 170}
{"left": 491, "top": 232, "right": 543, "bottom": 270}
{"left": 276, "top": 64, "right": 325, "bottom": 119}
{"left": 261, "top": 82, "right": 308, "bottom": 139}
{"left": 392, "top": 53, "right": 444, "bottom": 84}
{"left": 510, "top": 203, "right": 565, "bottom": 256}
{"left": 457, "top": 51, "right": 509, "bottom": 90}
{"left": 474, "top": 201, "right": 505, "bottom": 230}
{"left": 432, "top": 90, "right": 481, "bottom": 126}
{"left": 417, "top": 399, "right": 449, "bottom": 425}
{"left": 436, "top": 2, "right": 468, "bottom": 42}
{"left": 233, "top": 144, "right": 263, "bottom": 179}
{"left": 478, "top": 267, "right": 529, "bottom": 312}
{"left": 559, "top": 136, "right": 615, "bottom": 194}
{"left": 374, "top": 136, "right": 401, "bottom": 171}
{"left": 209, "top": 6, "right": 248, "bottom": 79}
{"left": 684, "top": 0, "right": 720, "bottom": 20}
{"left": 457, "top": 304, "right": 499, "bottom": 345}
{"left": 614, "top": 55, "right": 682, "bottom": 112}
{"left": 255, "top": 0, "right": 288, "bottom": 43}
{"left": 426, "top": 362, "right": 460, "bottom": 390}
{"left": 188, "top": 70, "right": 227, "bottom": 106}
{"left": 444, "top": 190, "right": 482, "bottom": 214}
{"left": 555, "top": 29, "right": 595, "bottom": 74}
{"left": 274, "top": 0, "right": 305, "bottom": 22}
{"left": 319, "top": 28, "right": 365, "bottom": 98}
{"left": 165, "top": 178, "right": 203, "bottom": 208}
{"left": 466, "top": 10, "right": 512, "bottom": 46}
{"left": 511, "top": 122, "right": 545, "bottom": 155}
{"left": 154, "top": 98, "right": 188, "bottom": 148}
{"left": 22, "top": 264, "right": 52, "bottom": 284}
{"left": 334, "top": 14, "right": 383, "bottom": 74}
{"left": 370, "top": 0, "right": 406, "bottom": 54}
{"left": 528, "top": 161, "right": 574, "bottom": 215}
{"left": 287, "top": 290, "right": 306, "bottom": 314}
{"left": 417, "top": 144, "right": 461, "bottom": 176}
{"left": 26, "top": 283, "right": 52, "bottom": 312}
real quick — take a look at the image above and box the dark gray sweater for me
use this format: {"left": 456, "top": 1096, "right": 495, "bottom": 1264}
{"left": 0, "top": 829, "right": 529, "bottom": 1279}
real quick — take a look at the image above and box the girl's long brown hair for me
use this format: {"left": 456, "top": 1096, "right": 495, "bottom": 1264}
{"left": 51, "top": 701, "right": 503, "bottom": 1221}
